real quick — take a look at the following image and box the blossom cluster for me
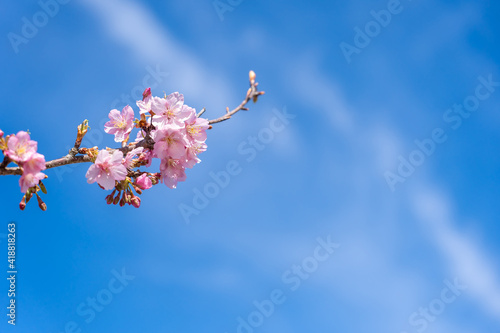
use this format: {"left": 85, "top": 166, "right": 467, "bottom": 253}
{"left": 0, "top": 130, "right": 46, "bottom": 194}
{"left": 0, "top": 71, "right": 262, "bottom": 211}
{"left": 85, "top": 88, "right": 209, "bottom": 207}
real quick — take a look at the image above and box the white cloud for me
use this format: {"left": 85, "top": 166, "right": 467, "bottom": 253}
{"left": 291, "top": 61, "right": 354, "bottom": 135}
{"left": 412, "top": 186, "right": 500, "bottom": 320}
{"left": 80, "top": 0, "right": 232, "bottom": 109}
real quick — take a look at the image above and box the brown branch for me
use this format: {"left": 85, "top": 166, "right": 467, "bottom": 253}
{"left": 0, "top": 156, "right": 11, "bottom": 169}
{"left": 0, "top": 136, "right": 156, "bottom": 176}
{"left": 47, "top": 155, "right": 92, "bottom": 170}
{"left": 208, "top": 71, "right": 264, "bottom": 125}
{"left": 0, "top": 153, "right": 92, "bottom": 176}
{"left": 0, "top": 167, "right": 22, "bottom": 176}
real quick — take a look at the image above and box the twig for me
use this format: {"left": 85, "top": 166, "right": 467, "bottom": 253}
{"left": 69, "top": 120, "right": 89, "bottom": 157}
{"left": 208, "top": 72, "right": 264, "bottom": 125}
{"left": 197, "top": 108, "right": 206, "bottom": 118}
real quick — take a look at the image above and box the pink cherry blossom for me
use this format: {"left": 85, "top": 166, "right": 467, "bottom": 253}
{"left": 134, "top": 129, "right": 146, "bottom": 143}
{"left": 123, "top": 147, "right": 144, "bottom": 169}
{"left": 139, "top": 149, "right": 153, "bottom": 167}
{"left": 151, "top": 93, "right": 190, "bottom": 129}
{"left": 5, "top": 131, "right": 37, "bottom": 162}
{"left": 160, "top": 158, "right": 186, "bottom": 189}
{"left": 136, "top": 88, "right": 153, "bottom": 115}
{"left": 135, "top": 173, "right": 152, "bottom": 190}
{"left": 184, "top": 141, "right": 207, "bottom": 168}
{"left": 185, "top": 111, "right": 209, "bottom": 143}
{"left": 86, "top": 150, "right": 127, "bottom": 190}
{"left": 19, "top": 172, "right": 45, "bottom": 193}
{"left": 104, "top": 105, "right": 135, "bottom": 142}
{"left": 23, "top": 152, "right": 46, "bottom": 174}
{"left": 152, "top": 128, "right": 188, "bottom": 159}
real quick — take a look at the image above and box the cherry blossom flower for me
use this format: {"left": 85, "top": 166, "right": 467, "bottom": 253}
{"left": 104, "top": 105, "right": 135, "bottom": 142}
{"left": 135, "top": 173, "right": 152, "bottom": 190}
{"left": 123, "top": 147, "right": 144, "bottom": 169}
{"left": 18, "top": 152, "right": 46, "bottom": 193}
{"left": 134, "top": 129, "right": 147, "bottom": 143}
{"left": 184, "top": 141, "right": 207, "bottom": 168}
{"left": 151, "top": 93, "right": 190, "bottom": 129}
{"left": 5, "top": 131, "right": 38, "bottom": 162}
{"left": 184, "top": 111, "right": 209, "bottom": 143}
{"left": 138, "top": 149, "right": 153, "bottom": 167}
{"left": 3, "top": 133, "right": 47, "bottom": 193}
{"left": 19, "top": 172, "right": 46, "bottom": 193}
{"left": 23, "top": 152, "right": 46, "bottom": 174}
{"left": 160, "top": 158, "right": 186, "bottom": 189}
{"left": 152, "top": 128, "right": 188, "bottom": 159}
{"left": 86, "top": 150, "right": 127, "bottom": 190}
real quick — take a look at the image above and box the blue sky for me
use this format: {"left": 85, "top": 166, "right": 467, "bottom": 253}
{"left": 1, "top": 0, "right": 500, "bottom": 332}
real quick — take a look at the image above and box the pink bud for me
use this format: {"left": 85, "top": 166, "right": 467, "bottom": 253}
{"left": 19, "top": 196, "right": 26, "bottom": 211}
{"left": 0, "top": 129, "right": 4, "bottom": 138}
{"left": 131, "top": 196, "right": 141, "bottom": 208}
{"left": 142, "top": 87, "right": 151, "bottom": 100}
{"left": 135, "top": 173, "right": 152, "bottom": 190}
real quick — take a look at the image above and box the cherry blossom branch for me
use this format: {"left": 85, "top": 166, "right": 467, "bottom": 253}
{"left": 0, "top": 71, "right": 264, "bottom": 178}
{"left": 0, "top": 155, "right": 92, "bottom": 176}
{"left": 208, "top": 70, "right": 264, "bottom": 125}
{"left": 0, "top": 132, "right": 156, "bottom": 176}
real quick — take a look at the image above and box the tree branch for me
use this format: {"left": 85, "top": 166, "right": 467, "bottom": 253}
{"left": 207, "top": 74, "right": 264, "bottom": 125}
{"left": 0, "top": 72, "right": 263, "bottom": 177}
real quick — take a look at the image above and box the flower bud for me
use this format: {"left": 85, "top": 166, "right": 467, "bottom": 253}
{"left": 151, "top": 173, "right": 160, "bottom": 185}
{"left": 39, "top": 181, "right": 47, "bottom": 194}
{"left": 0, "top": 129, "right": 4, "bottom": 138}
{"left": 106, "top": 194, "right": 114, "bottom": 205}
{"left": 36, "top": 194, "right": 47, "bottom": 211}
{"left": 113, "top": 193, "right": 120, "bottom": 205}
{"left": 77, "top": 119, "right": 90, "bottom": 137}
{"left": 119, "top": 193, "right": 126, "bottom": 207}
{"left": 19, "top": 196, "right": 26, "bottom": 211}
{"left": 142, "top": 87, "right": 151, "bottom": 100}
{"left": 25, "top": 188, "right": 33, "bottom": 203}
{"left": 132, "top": 184, "right": 143, "bottom": 195}
{"left": 135, "top": 173, "right": 152, "bottom": 190}
{"left": 249, "top": 70, "right": 256, "bottom": 84}
{"left": 131, "top": 196, "right": 141, "bottom": 208}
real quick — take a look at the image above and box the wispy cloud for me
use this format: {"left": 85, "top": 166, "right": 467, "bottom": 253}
{"left": 412, "top": 186, "right": 500, "bottom": 320}
{"left": 80, "top": 0, "right": 231, "bottom": 107}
